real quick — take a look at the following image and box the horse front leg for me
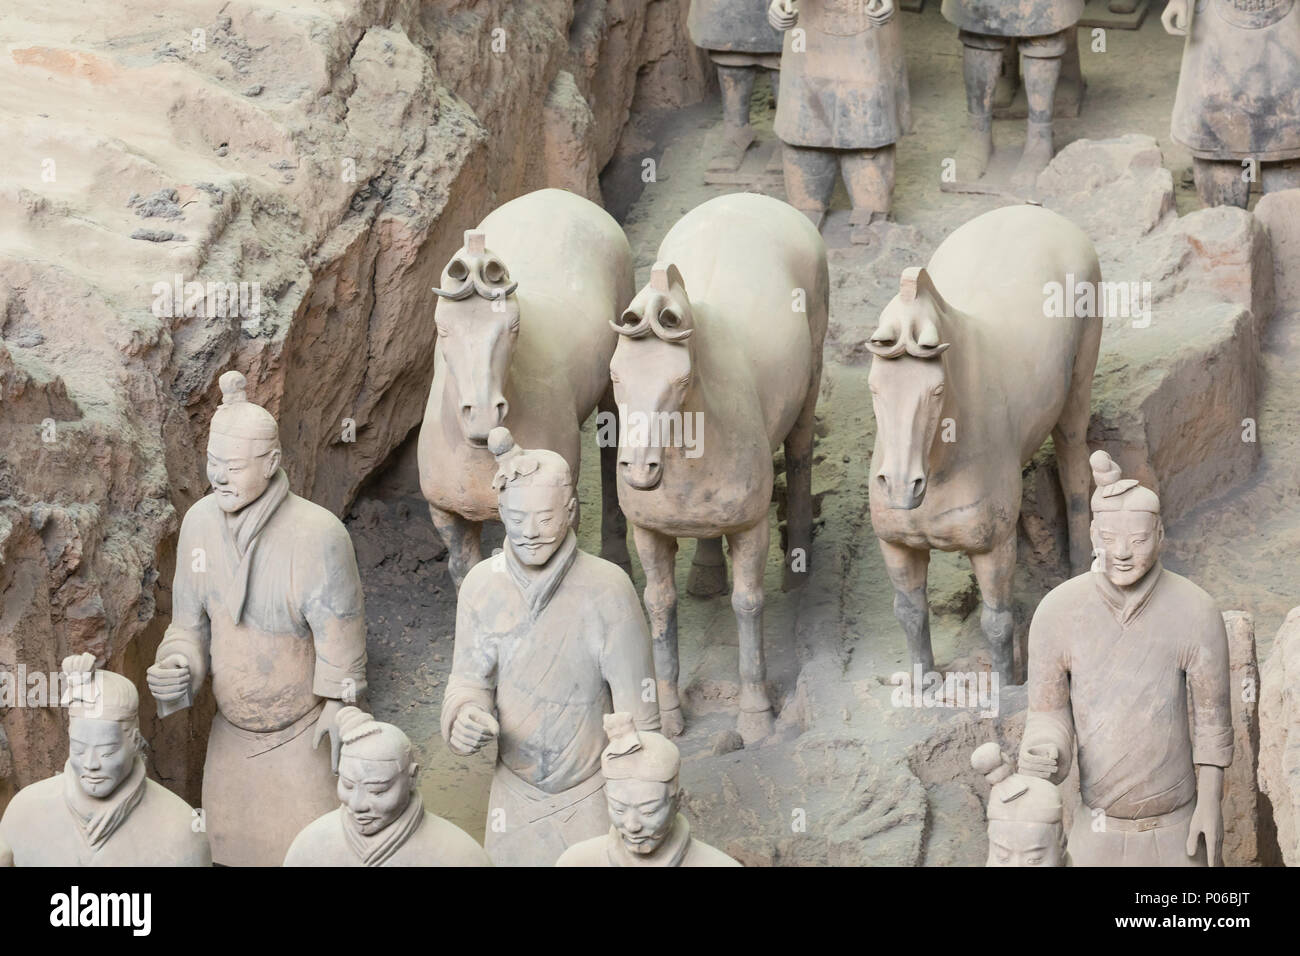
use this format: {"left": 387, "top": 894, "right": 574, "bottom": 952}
{"left": 632, "top": 524, "right": 683, "bottom": 736}
{"left": 597, "top": 387, "right": 631, "bottom": 574}
{"left": 727, "top": 519, "right": 772, "bottom": 745}
{"left": 427, "top": 503, "right": 482, "bottom": 592}
{"left": 878, "top": 538, "right": 933, "bottom": 674}
{"left": 970, "top": 533, "right": 1017, "bottom": 684}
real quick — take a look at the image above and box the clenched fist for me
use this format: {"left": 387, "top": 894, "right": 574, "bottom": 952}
{"left": 448, "top": 703, "right": 500, "bottom": 756}
{"left": 768, "top": 0, "right": 798, "bottom": 31}
{"left": 146, "top": 654, "right": 192, "bottom": 704}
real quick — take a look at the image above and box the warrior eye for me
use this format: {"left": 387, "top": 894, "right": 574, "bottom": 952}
{"left": 447, "top": 259, "right": 469, "bottom": 281}
{"left": 933, "top": 384, "right": 945, "bottom": 396}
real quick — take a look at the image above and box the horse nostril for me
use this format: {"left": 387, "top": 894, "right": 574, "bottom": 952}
{"left": 911, "top": 478, "right": 925, "bottom": 499}
{"left": 495, "top": 401, "right": 508, "bottom": 423}
{"left": 460, "top": 404, "right": 472, "bottom": 420}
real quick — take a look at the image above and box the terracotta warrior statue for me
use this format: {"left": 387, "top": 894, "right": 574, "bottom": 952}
{"left": 943, "top": 0, "right": 1085, "bottom": 186}
{"left": 284, "top": 708, "right": 490, "bottom": 867}
{"left": 443, "top": 428, "right": 660, "bottom": 866}
{"left": 768, "top": 0, "right": 912, "bottom": 243}
{"left": 1165, "top": 0, "right": 1300, "bottom": 207}
{"left": 0, "top": 654, "right": 210, "bottom": 866}
{"left": 556, "top": 713, "right": 741, "bottom": 866}
{"left": 1019, "top": 451, "right": 1233, "bottom": 866}
{"left": 147, "top": 370, "right": 369, "bottom": 866}
{"left": 971, "top": 742, "right": 1066, "bottom": 867}
{"left": 689, "top": 0, "right": 784, "bottom": 171}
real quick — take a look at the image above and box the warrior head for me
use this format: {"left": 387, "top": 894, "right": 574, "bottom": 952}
{"left": 601, "top": 712, "right": 682, "bottom": 857}
{"left": 488, "top": 427, "right": 576, "bottom": 567}
{"left": 335, "top": 707, "right": 419, "bottom": 836}
{"left": 1088, "top": 450, "right": 1162, "bottom": 588}
{"left": 972, "top": 742, "right": 1065, "bottom": 867}
{"left": 61, "top": 653, "right": 145, "bottom": 800}
{"left": 207, "top": 370, "right": 282, "bottom": 513}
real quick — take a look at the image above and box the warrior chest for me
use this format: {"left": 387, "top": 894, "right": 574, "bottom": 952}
{"left": 1213, "top": 0, "right": 1295, "bottom": 27}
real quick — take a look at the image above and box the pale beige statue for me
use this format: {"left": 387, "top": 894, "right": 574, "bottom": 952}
{"left": 610, "top": 192, "right": 827, "bottom": 745}
{"left": 0, "top": 654, "right": 210, "bottom": 866}
{"left": 418, "top": 188, "right": 633, "bottom": 590}
{"left": 147, "top": 370, "right": 369, "bottom": 866}
{"left": 971, "top": 741, "right": 1066, "bottom": 867}
{"left": 442, "top": 427, "right": 660, "bottom": 866}
{"left": 556, "top": 713, "right": 742, "bottom": 867}
{"left": 1018, "top": 451, "right": 1234, "bottom": 866}
{"left": 284, "top": 707, "right": 490, "bottom": 867}
{"left": 868, "top": 204, "right": 1101, "bottom": 682}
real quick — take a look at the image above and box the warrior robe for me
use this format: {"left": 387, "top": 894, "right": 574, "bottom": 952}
{"left": 941, "top": 0, "right": 1085, "bottom": 36}
{"left": 774, "top": 0, "right": 912, "bottom": 149}
{"left": 1020, "top": 563, "right": 1234, "bottom": 866}
{"left": 156, "top": 469, "right": 368, "bottom": 866}
{"left": 555, "top": 815, "right": 741, "bottom": 867}
{"left": 443, "top": 531, "right": 660, "bottom": 866}
{"left": 689, "top": 0, "right": 784, "bottom": 56}
{"left": 1171, "top": 0, "right": 1300, "bottom": 161}
{"left": 0, "top": 760, "right": 211, "bottom": 866}
{"left": 283, "top": 792, "right": 491, "bottom": 867}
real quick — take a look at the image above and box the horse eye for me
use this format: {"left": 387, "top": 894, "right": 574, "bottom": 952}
{"left": 447, "top": 259, "right": 469, "bottom": 281}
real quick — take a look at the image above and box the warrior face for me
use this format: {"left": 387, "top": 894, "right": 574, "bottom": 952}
{"left": 1091, "top": 510, "right": 1163, "bottom": 588}
{"left": 68, "top": 717, "right": 137, "bottom": 799}
{"left": 606, "top": 777, "right": 678, "bottom": 855}
{"left": 207, "top": 433, "right": 281, "bottom": 514}
{"left": 986, "top": 820, "right": 1065, "bottom": 868}
{"left": 499, "top": 482, "right": 576, "bottom": 567}
{"left": 338, "top": 756, "right": 417, "bottom": 837}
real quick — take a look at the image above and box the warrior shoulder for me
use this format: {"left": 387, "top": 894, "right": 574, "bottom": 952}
{"left": 282, "top": 810, "right": 340, "bottom": 866}
{"left": 554, "top": 835, "right": 605, "bottom": 867}
{"left": 2, "top": 775, "right": 61, "bottom": 825}
{"left": 421, "top": 813, "right": 492, "bottom": 866}
{"left": 573, "top": 552, "right": 640, "bottom": 607}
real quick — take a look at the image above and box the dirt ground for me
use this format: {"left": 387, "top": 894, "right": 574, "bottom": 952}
{"left": 347, "top": 4, "right": 1297, "bottom": 864}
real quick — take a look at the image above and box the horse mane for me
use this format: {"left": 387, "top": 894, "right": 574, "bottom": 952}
{"left": 868, "top": 267, "right": 951, "bottom": 360}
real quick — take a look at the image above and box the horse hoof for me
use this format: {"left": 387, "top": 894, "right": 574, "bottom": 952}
{"left": 686, "top": 561, "right": 728, "bottom": 598}
{"left": 660, "top": 706, "right": 686, "bottom": 738}
{"left": 737, "top": 708, "right": 774, "bottom": 747}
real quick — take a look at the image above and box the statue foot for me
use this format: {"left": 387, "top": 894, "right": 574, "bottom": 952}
{"left": 849, "top": 210, "right": 886, "bottom": 246}
{"left": 707, "top": 124, "right": 755, "bottom": 172}
{"left": 660, "top": 705, "right": 686, "bottom": 738}
{"left": 1012, "top": 123, "right": 1054, "bottom": 191}
{"left": 686, "top": 560, "right": 728, "bottom": 598}
{"left": 737, "top": 707, "right": 774, "bottom": 746}
{"left": 796, "top": 206, "right": 827, "bottom": 230}
{"left": 955, "top": 123, "right": 994, "bottom": 182}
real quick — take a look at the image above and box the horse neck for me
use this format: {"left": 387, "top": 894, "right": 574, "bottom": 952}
{"left": 925, "top": 300, "right": 985, "bottom": 473}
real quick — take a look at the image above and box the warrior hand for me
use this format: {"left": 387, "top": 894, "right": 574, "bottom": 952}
{"left": 1018, "top": 743, "right": 1058, "bottom": 780}
{"left": 1186, "top": 799, "right": 1223, "bottom": 866}
{"left": 448, "top": 704, "right": 499, "bottom": 756}
{"left": 313, "top": 698, "right": 345, "bottom": 773}
{"left": 146, "top": 654, "right": 191, "bottom": 703}
{"left": 768, "top": 0, "right": 798, "bottom": 31}
{"left": 1161, "top": 0, "right": 1190, "bottom": 36}
{"left": 866, "top": 0, "right": 895, "bottom": 25}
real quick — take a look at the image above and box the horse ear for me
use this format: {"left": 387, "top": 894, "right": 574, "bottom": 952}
{"left": 650, "top": 262, "right": 688, "bottom": 299}
{"left": 900, "top": 267, "right": 950, "bottom": 313}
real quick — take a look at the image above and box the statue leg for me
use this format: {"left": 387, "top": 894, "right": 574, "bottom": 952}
{"left": 1261, "top": 160, "right": 1300, "bottom": 195}
{"left": 1013, "top": 36, "right": 1065, "bottom": 189}
{"left": 727, "top": 519, "right": 773, "bottom": 745}
{"left": 955, "top": 32, "right": 1002, "bottom": 182}
{"left": 993, "top": 39, "right": 1020, "bottom": 110}
{"left": 768, "top": 67, "right": 780, "bottom": 107}
{"left": 633, "top": 524, "right": 684, "bottom": 736}
{"left": 781, "top": 356, "right": 819, "bottom": 591}
{"left": 970, "top": 534, "right": 1017, "bottom": 684}
{"left": 427, "top": 503, "right": 482, "bottom": 592}
{"left": 597, "top": 386, "right": 631, "bottom": 573}
{"left": 709, "top": 61, "right": 758, "bottom": 172}
{"left": 878, "top": 538, "right": 933, "bottom": 674}
{"left": 781, "top": 143, "right": 838, "bottom": 229}
{"left": 687, "top": 537, "right": 728, "bottom": 598}
{"left": 1055, "top": 311, "right": 1103, "bottom": 576}
{"left": 842, "top": 146, "right": 895, "bottom": 244}
{"left": 1193, "top": 158, "right": 1250, "bottom": 209}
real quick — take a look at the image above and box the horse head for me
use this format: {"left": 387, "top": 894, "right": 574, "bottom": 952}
{"left": 609, "top": 262, "right": 695, "bottom": 491}
{"left": 433, "top": 230, "right": 521, "bottom": 447}
{"left": 868, "top": 267, "right": 952, "bottom": 510}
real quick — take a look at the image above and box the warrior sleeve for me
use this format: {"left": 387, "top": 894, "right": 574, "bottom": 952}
{"left": 155, "top": 506, "right": 212, "bottom": 713}
{"left": 600, "top": 575, "right": 662, "bottom": 733}
{"left": 1019, "top": 599, "right": 1075, "bottom": 785}
{"left": 440, "top": 569, "right": 498, "bottom": 743}
{"left": 1187, "top": 610, "right": 1234, "bottom": 769}
{"left": 302, "top": 519, "right": 369, "bottom": 703}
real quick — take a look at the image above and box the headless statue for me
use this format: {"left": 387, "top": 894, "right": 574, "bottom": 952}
{"left": 556, "top": 713, "right": 741, "bottom": 866}
{"left": 0, "top": 655, "right": 210, "bottom": 866}
{"left": 147, "top": 370, "right": 369, "bottom": 866}
{"left": 443, "top": 428, "right": 660, "bottom": 866}
{"left": 284, "top": 708, "right": 490, "bottom": 866}
{"left": 971, "top": 742, "right": 1066, "bottom": 866}
{"left": 1019, "top": 451, "right": 1233, "bottom": 866}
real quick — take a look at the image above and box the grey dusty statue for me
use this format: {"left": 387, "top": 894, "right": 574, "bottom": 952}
{"left": 688, "top": 0, "right": 783, "bottom": 171}
{"left": 284, "top": 708, "right": 490, "bottom": 867}
{"left": 1018, "top": 451, "right": 1233, "bottom": 866}
{"left": 0, "top": 655, "right": 210, "bottom": 866}
{"left": 556, "top": 713, "right": 741, "bottom": 866}
{"left": 147, "top": 370, "right": 369, "bottom": 867}
{"left": 971, "top": 742, "right": 1066, "bottom": 867}
{"left": 442, "top": 428, "right": 660, "bottom": 866}
{"left": 1165, "top": 0, "right": 1300, "bottom": 207}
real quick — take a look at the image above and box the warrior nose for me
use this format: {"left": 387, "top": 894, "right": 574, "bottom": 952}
{"left": 876, "top": 471, "right": 927, "bottom": 510}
